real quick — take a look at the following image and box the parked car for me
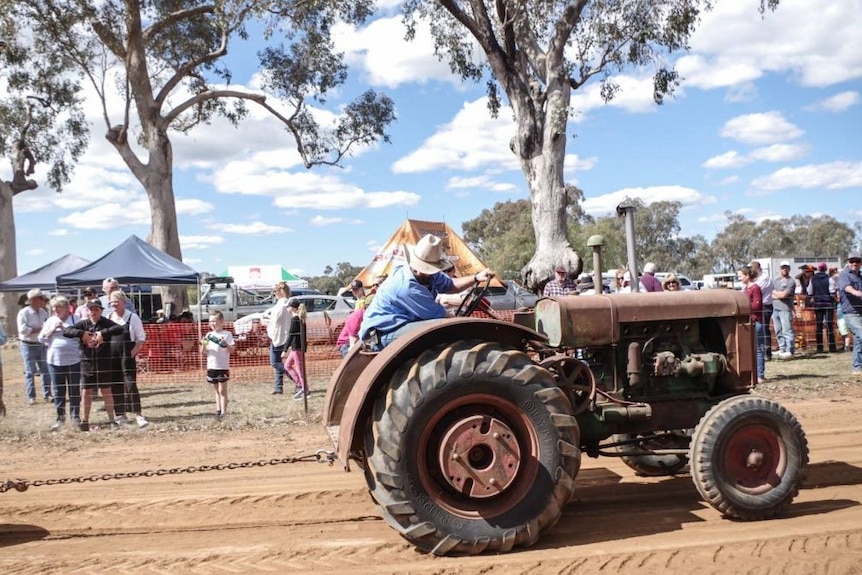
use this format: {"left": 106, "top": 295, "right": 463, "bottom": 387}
{"left": 232, "top": 294, "right": 355, "bottom": 341}
{"left": 484, "top": 280, "right": 540, "bottom": 310}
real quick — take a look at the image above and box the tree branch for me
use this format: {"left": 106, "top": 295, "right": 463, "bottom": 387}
{"left": 162, "top": 89, "right": 266, "bottom": 127}
{"left": 548, "top": 0, "right": 587, "bottom": 70}
{"left": 142, "top": 4, "right": 216, "bottom": 44}
{"left": 155, "top": 29, "right": 228, "bottom": 106}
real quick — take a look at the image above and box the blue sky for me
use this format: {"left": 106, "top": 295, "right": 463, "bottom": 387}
{"left": 9, "top": 0, "right": 862, "bottom": 279}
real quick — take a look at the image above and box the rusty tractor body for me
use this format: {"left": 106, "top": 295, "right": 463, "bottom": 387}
{"left": 323, "top": 289, "right": 808, "bottom": 556}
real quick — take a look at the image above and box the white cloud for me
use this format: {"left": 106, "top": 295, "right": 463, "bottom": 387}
{"left": 720, "top": 112, "right": 803, "bottom": 145}
{"left": 719, "top": 175, "right": 739, "bottom": 186}
{"left": 58, "top": 200, "right": 151, "bottom": 230}
{"left": 273, "top": 189, "right": 420, "bottom": 210}
{"left": 751, "top": 161, "right": 862, "bottom": 191}
{"left": 332, "top": 16, "right": 460, "bottom": 89}
{"left": 25, "top": 248, "right": 45, "bottom": 256}
{"left": 209, "top": 222, "right": 293, "bottom": 235}
{"left": 676, "top": 55, "right": 763, "bottom": 89}
{"left": 310, "top": 215, "right": 347, "bottom": 226}
{"left": 445, "top": 175, "right": 518, "bottom": 193}
{"left": 393, "top": 97, "right": 518, "bottom": 174}
{"left": 703, "top": 151, "right": 751, "bottom": 169}
{"left": 583, "top": 185, "right": 716, "bottom": 217}
{"left": 748, "top": 143, "right": 808, "bottom": 162}
{"left": 176, "top": 198, "right": 215, "bottom": 215}
{"left": 806, "top": 90, "right": 861, "bottom": 112}
{"left": 688, "top": 1, "right": 862, "bottom": 88}
{"left": 48, "top": 229, "right": 72, "bottom": 237}
{"left": 180, "top": 235, "right": 226, "bottom": 250}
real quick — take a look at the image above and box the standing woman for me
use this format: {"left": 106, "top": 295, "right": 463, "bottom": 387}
{"left": 63, "top": 300, "right": 124, "bottom": 431}
{"left": 281, "top": 300, "right": 308, "bottom": 400}
{"left": 266, "top": 281, "right": 293, "bottom": 395}
{"left": 740, "top": 265, "right": 766, "bottom": 384}
{"left": 39, "top": 296, "right": 82, "bottom": 431}
{"left": 108, "top": 290, "right": 149, "bottom": 428}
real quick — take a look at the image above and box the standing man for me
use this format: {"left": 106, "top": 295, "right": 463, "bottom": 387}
{"left": 543, "top": 266, "right": 577, "bottom": 296}
{"left": 75, "top": 288, "right": 99, "bottom": 321}
{"left": 266, "top": 281, "right": 294, "bottom": 395}
{"left": 359, "top": 234, "right": 494, "bottom": 350}
{"left": 750, "top": 260, "right": 774, "bottom": 360}
{"left": 640, "top": 263, "right": 664, "bottom": 292}
{"left": 808, "top": 262, "right": 838, "bottom": 353}
{"left": 99, "top": 277, "right": 136, "bottom": 312}
{"left": 17, "top": 288, "right": 53, "bottom": 404}
{"left": 837, "top": 254, "right": 862, "bottom": 375}
{"left": 772, "top": 261, "right": 796, "bottom": 359}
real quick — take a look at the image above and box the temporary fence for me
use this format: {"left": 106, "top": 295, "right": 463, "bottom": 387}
{"left": 132, "top": 297, "right": 849, "bottom": 390}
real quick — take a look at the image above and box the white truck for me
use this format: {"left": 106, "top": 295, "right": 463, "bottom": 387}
{"left": 192, "top": 277, "right": 276, "bottom": 322}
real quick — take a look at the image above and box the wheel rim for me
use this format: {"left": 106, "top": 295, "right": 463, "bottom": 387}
{"left": 437, "top": 414, "right": 522, "bottom": 498}
{"left": 721, "top": 422, "right": 787, "bottom": 495}
{"left": 417, "top": 393, "right": 540, "bottom": 518}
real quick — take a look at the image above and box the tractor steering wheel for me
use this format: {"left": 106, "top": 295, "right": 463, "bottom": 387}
{"left": 455, "top": 276, "right": 492, "bottom": 317}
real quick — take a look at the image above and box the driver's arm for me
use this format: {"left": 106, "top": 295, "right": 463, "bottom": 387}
{"left": 448, "top": 268, "right": 495, "bottom": 293}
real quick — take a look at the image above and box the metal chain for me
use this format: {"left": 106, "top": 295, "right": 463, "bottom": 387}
{"left": 1, "top": 449, "right": 337, "bottom": 494}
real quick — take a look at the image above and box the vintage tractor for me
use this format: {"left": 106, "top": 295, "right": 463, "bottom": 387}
{"left": 323, "top": 288, "right": 808, "bottom": 556}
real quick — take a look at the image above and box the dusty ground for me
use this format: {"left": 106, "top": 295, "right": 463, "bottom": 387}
{"left": 1, "top": 348, "right": 862, "bottom": 574}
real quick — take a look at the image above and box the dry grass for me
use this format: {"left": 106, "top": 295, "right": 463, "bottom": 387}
{"left": 0, "top": 344, "right": 328, "bottom": 445}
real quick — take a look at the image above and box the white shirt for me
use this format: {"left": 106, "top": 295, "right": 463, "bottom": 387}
{"left": 109, "top": 308, "right": 147, "bottom": 343}
{"left": 17, "top": 306, "right": 48, "bottom": 343}
{"left": 266, "top": 298, "right": 291, "bottom": 346}
{"left": 754, "top": 271, "right": 773, "bottom": 306}
{"left": 204, "top": 329, "right": 235, "bottom": 369}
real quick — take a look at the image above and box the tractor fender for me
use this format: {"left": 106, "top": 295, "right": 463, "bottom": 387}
{"left": 324, "top": 317, "right": 546, "bottom": 470}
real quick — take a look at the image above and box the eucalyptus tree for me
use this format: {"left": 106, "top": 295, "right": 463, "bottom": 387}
{"left": 11, "top": 0, "right": 395, "bottom": 307}
{"left": 0, "top": 13, "right": 88, "bottom": 331}
{"left": 404, "top": 0, "right": 779, "bottom": 289}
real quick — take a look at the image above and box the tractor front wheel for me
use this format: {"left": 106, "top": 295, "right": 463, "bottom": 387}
{"left": 690, "top": 395, "right": 808, "bottom": 520}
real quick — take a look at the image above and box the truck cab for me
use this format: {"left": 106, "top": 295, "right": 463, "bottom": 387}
{"left": 192, "top": 276, "right": 274, "bottom": 321}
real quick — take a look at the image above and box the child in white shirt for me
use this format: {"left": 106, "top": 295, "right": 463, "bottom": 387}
{"left": 201, "top": 311, "right": 235, "bottom": 418}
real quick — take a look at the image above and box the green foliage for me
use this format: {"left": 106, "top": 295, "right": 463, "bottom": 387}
{"left": 304, "top": 261, "right": 364, "bottom": 295}
{"left": 461, "top": 199, "right": 856, "bottom": 282}
{"left": 0, "top": 9, "right": 89, "bottom": 192}
{"left": 462, "top": 200, "right": 536, "bottom": 279}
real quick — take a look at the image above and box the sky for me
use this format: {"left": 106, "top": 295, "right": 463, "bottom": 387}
{"left": 9, "top": 0, "right": 862, "bottom": 280}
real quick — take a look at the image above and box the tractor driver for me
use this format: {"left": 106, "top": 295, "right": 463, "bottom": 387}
{"left": 358, "top": 234, "right": 494, "bottom": 350}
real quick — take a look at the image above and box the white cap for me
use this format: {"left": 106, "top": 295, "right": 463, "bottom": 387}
{"left": 780, "top": 260, "right": 792, "bottom": 267}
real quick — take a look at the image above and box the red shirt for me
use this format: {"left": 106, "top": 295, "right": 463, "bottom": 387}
{"left": 745, "top": 283, "right": 763, "bottom": 323}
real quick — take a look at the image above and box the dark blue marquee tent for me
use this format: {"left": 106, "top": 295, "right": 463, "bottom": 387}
{"left": 0, "top": 254, "right": 91, "bottom": 292}
{"left": 56, "top": 235, "right": 199, "bottom": 287}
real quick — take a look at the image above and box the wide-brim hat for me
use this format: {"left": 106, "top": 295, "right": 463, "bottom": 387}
{"left": 26, "top": 288, "right": 47, "bottom": 303}
{"left": 408, "top": 234, "right": 452, "bottom": 275}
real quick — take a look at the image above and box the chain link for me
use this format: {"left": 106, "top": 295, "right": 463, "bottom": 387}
{"left": 1, "top": 449, "right": 337, "bottom": 494}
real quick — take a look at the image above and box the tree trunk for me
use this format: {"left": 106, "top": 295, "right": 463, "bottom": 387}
{"left": 143, "top": 132, "right": 188, "bottom": 314}
{"left": 517, "top": 82, "right": 582, "bottom": 292}
{"left": 0, "top": 181, "right": 19, "bottom": 336}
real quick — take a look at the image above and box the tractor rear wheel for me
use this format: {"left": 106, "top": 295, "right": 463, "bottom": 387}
{"left": 364, "top": 340, "right": 580, "bottom": 555}
{"left": 690, "top": 395, "right": 808, "bottom": 520}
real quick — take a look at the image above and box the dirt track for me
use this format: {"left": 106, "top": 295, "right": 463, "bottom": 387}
{"left": 2, "top": 391, "right": 862, "bottom": 574}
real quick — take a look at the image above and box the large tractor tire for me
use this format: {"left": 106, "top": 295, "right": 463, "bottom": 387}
{"left": 364, "top": 341, "right": 580, "bottom": 556}
{"left": 613, "top": 431, "right": 690, "bottom": 477}
{"left": 690, "top": 395, "right": 808, "bottom": 520}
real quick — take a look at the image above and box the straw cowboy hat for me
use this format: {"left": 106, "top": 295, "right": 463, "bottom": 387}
{"left": 408, "top": 234, "right": 452, "bottom": 275}
{"left": 26, "top": 288, "right": 48, "bottom": 304}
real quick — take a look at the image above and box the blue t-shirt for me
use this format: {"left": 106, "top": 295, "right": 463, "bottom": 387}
{"left": 837, "top": 268, "right": 862, "bottom": 315}
{"left": 358, "top": 264, "right": 454, "bottom": 340}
